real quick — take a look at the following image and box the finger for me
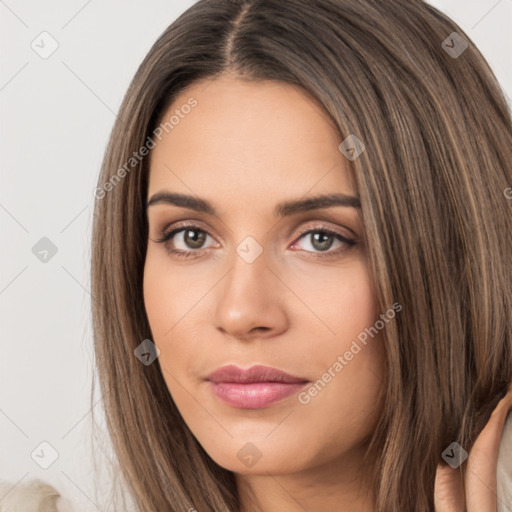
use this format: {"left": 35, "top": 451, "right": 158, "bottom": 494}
{"left": 465, "top": 385, "right": 512, "bottom": 512}
{"left": 434, "top": 461, "right": 465, "bottom": 512}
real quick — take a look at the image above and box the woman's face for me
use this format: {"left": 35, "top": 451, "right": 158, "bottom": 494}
{"left": 144, "top": 75, "right": 386, "bottom": 478}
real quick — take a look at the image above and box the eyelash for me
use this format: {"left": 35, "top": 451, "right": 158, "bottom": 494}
{"left": 153, "top": 221, "right": 357, "bottom": 260}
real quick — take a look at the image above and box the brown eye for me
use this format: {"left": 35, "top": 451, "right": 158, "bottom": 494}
{"left": 179, "top": 228, "right": 207, "bottom": 249}
{"left": 154, "top": 224, "right": 216, "bottom": 259}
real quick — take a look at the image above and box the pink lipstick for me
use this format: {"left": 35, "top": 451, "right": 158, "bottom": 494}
{"left": 205, "top": 364, "right": 309, "bottom": 409}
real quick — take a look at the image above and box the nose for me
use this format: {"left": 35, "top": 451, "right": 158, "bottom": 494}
{"left": 214, "top": 248, "right": 289, "bottom": 341}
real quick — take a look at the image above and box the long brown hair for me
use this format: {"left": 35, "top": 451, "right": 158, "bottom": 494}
{"left": 90, "top": 0, "right": 512, "bottom": 510}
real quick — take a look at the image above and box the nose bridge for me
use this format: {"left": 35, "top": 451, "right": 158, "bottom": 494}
{"left": 214, "top": 236, "right": 288, "bottom": 338}
{"left": 223, "top": 237, "right": 270, "bottom": 310}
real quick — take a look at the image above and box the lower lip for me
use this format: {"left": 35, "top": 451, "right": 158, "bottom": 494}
{"left": 207, "top": 381, "right": 308, "bottom": 409}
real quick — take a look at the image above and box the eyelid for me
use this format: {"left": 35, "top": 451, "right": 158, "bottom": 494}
{"left": 157, "top": 218, "right": 217, "bottom": 238}
{"left": 292, "top": 221, "right": 355, "bottom": 241}
{"left": 155, "top": 219, "right": 355, "bottom": 244}
{"left": 155, "top": 219, "right": 219, "bottom": 246}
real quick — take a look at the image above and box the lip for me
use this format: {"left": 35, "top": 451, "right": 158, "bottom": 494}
{"left": 205, "top": 364, "right": 308, "bottom": 384}
{"left": 205, "top": 364, "right": 309, "bottom": 409}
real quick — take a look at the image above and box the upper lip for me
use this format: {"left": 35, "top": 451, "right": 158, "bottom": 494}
{"left": 205, "top": 364, "right": 309, "bottom": 384}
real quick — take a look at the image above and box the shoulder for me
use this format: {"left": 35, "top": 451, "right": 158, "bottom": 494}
{"left": 0, "top": 479, "right": 74, "bottom": 512}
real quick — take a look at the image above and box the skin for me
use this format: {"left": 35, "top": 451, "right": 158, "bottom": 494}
{"left": 142, "top": 74, "right": 510, "bottom": 511}
{"left": 434, "top": 385, "right": 512, "bottom": 512}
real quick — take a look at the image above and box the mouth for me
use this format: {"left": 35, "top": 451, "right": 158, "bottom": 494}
{"left": 205, "top": 364, "right": 310, "bottom": 409}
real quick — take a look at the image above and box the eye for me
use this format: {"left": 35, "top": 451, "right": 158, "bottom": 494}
{"left": 154, "top": 223, "right": 217, "bottom": 259}
{"left": 153, "top": 222, "right": 358, "bottom": 260}
{"left": 290, "top": 226, "right": 356, "bottom": 259}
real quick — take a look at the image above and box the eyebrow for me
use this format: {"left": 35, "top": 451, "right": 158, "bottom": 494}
{"left": 146, "top": 191, "right": 361, "bottom": 217}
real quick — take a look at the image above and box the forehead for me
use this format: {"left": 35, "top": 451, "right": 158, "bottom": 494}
{"left": 147, "top": 76, "right": 356, "bottom": 210}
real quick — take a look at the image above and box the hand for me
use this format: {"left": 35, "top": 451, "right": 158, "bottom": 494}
{"left": 434, "top": 384, "right": 512, "bottom": 511}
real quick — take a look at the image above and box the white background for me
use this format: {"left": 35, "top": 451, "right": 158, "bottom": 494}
{"left": 1, "top": 1, "right": 511, "bottom": 510}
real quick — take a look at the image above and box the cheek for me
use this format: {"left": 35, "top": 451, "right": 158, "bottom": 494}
{"left": 289, "top": 256, "right": 378, "bottom": 345}
{"left": 142, "top": 251, "right": 211, "bottom": 391}
{"left": 143, "top": 249, "right": 378, "bottom": 371}
{"left": 142, "top": 251, "right": 208, "bottom": 339}
{"left": 329, "top": 277, "right": 376, "bottom": 336}
{"left": 289, "top": 259, "right": 385, "bottom": 411}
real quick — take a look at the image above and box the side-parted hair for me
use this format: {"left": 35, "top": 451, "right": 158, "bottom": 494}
{"left": 90, "top": 0, "right": 512, "bottom": 510}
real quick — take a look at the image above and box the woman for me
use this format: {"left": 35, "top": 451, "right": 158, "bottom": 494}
{"left": 89, "top": 0, "right": 512, "bottom": 511}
